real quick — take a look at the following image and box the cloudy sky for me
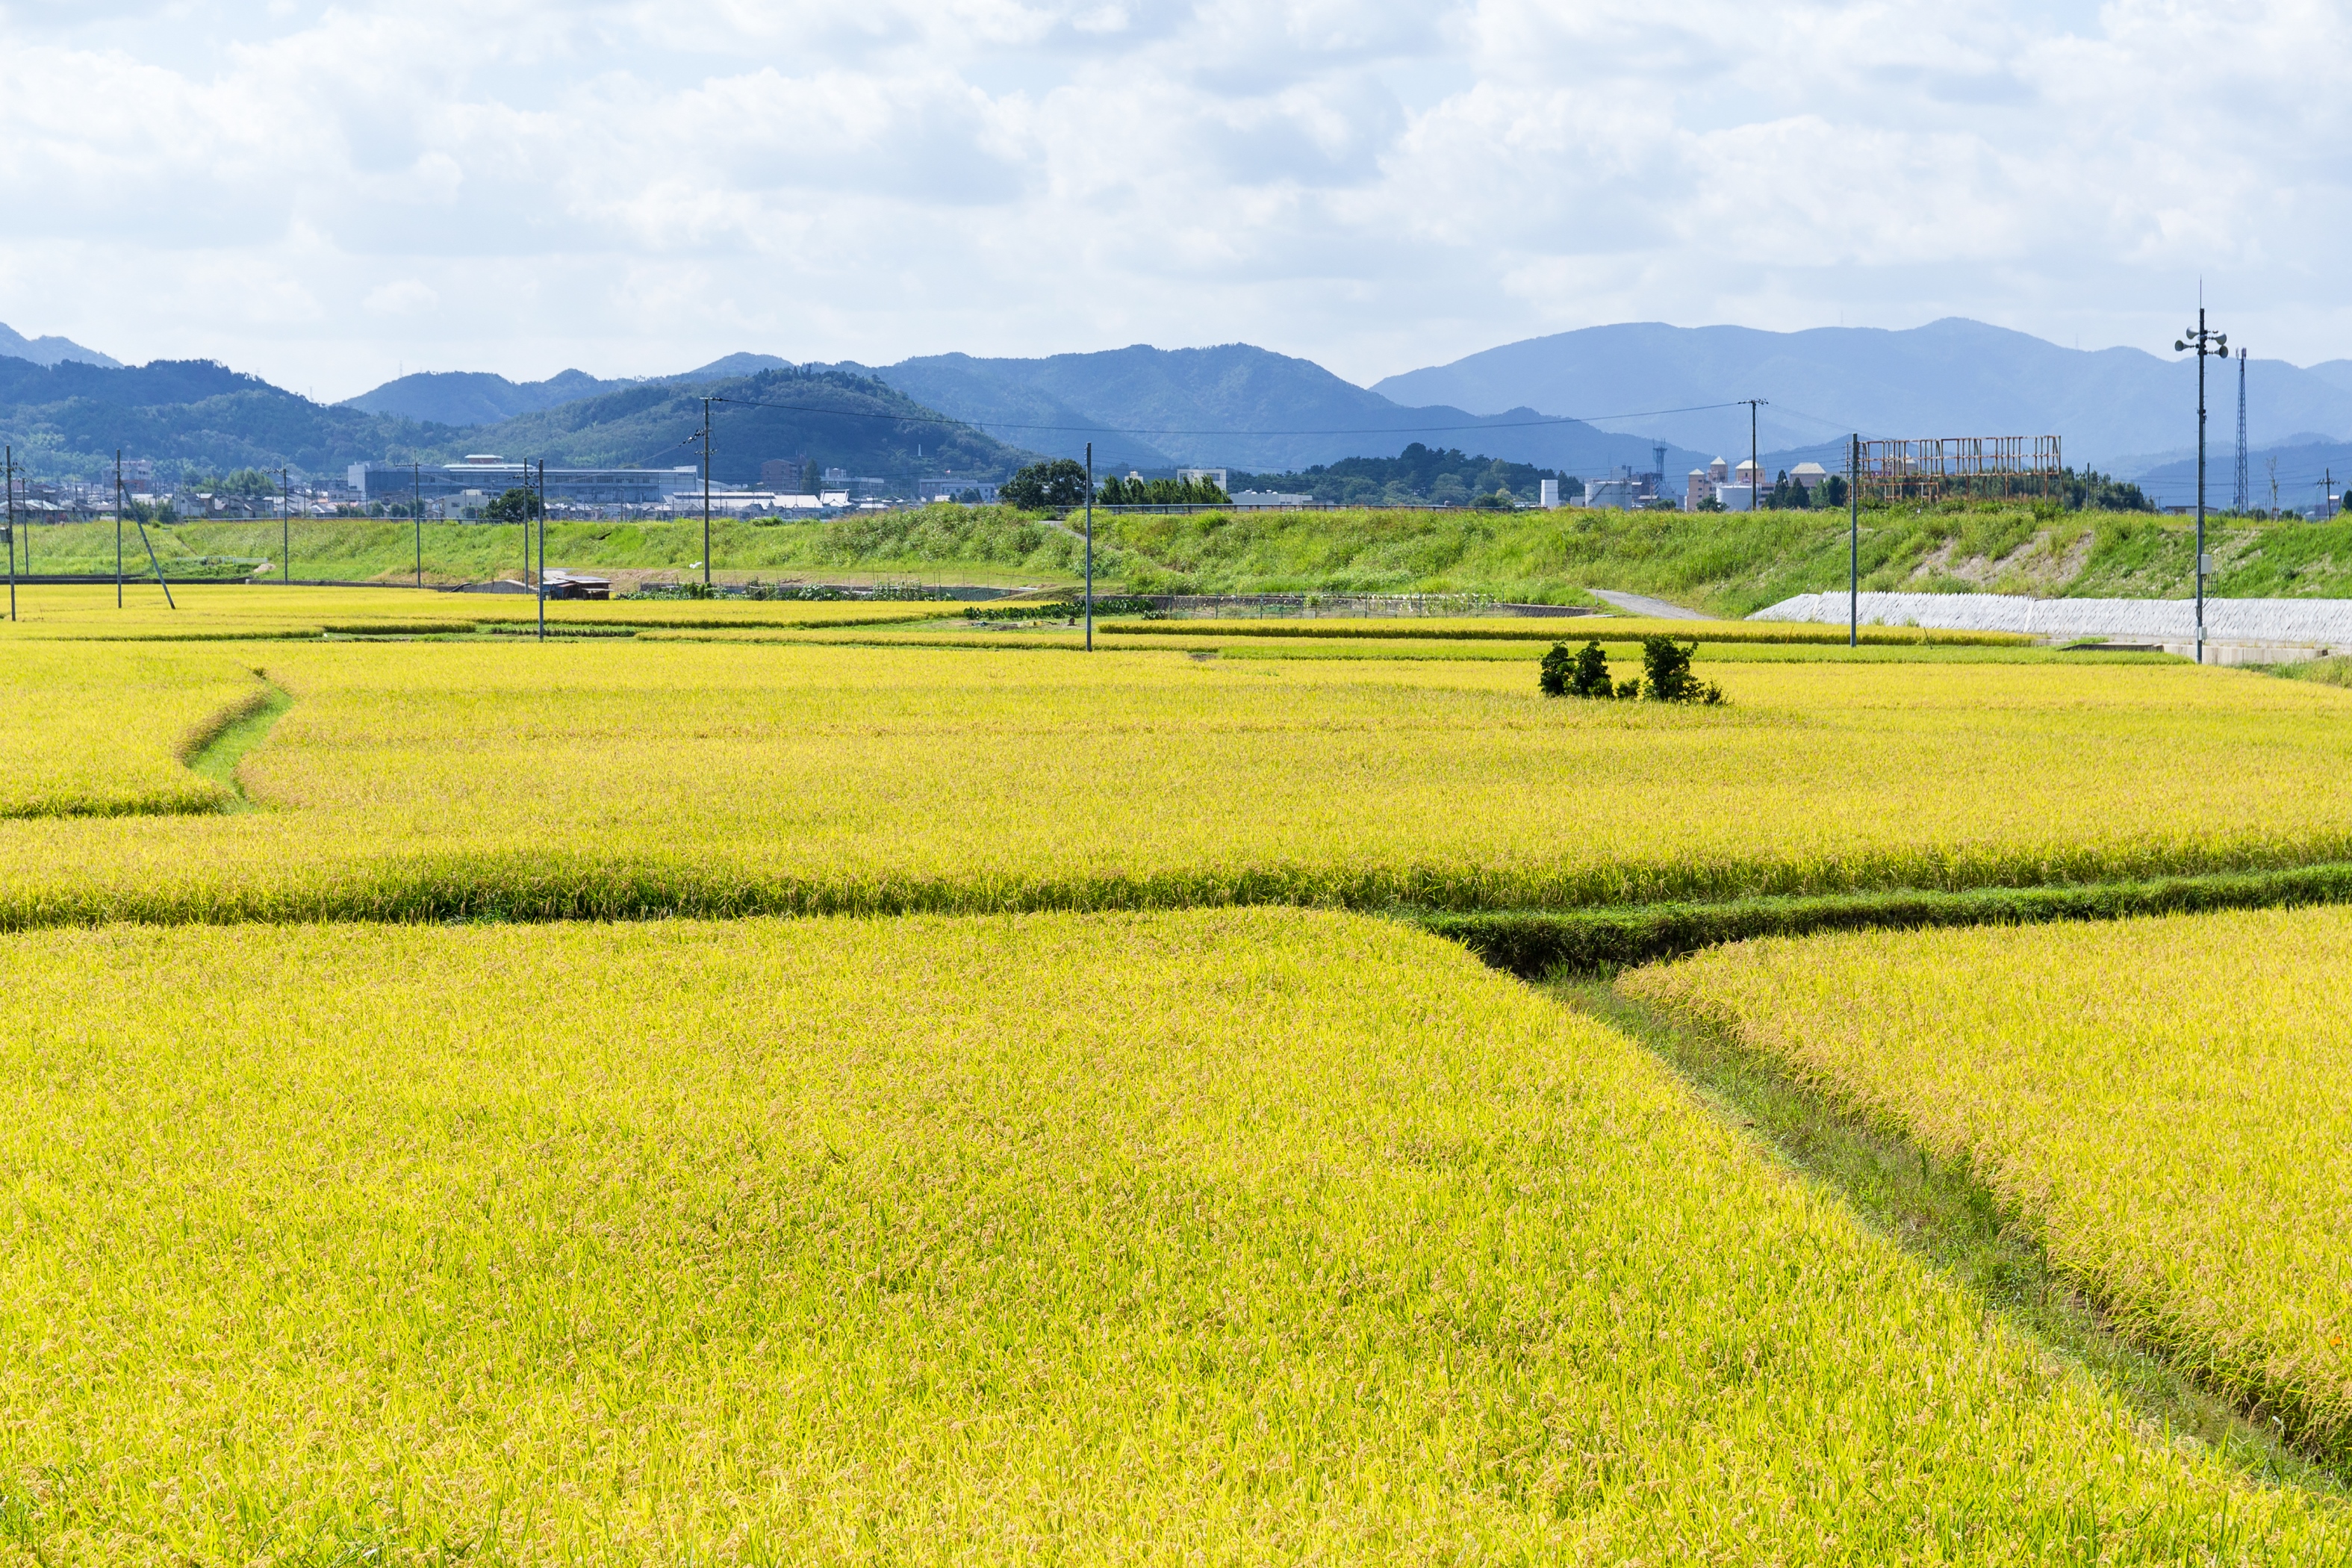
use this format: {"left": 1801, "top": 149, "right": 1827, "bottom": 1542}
{"left": 0, "top": 0, "right": 2340, "bottom": 399}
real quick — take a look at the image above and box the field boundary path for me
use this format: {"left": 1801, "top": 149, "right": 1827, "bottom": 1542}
{"left": 1564, "top": 975, "right": 2352, "bottom": 1495}
{"left": 181, "top": 682, "right": 295, "bottom": 809}
{"left": 1590, "top": 588, "right": 1711, "bottom": 620}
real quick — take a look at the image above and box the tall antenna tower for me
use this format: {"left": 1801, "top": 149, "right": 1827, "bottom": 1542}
{"left": 2233, "top": 348, "right": 2250, "bottom": 513}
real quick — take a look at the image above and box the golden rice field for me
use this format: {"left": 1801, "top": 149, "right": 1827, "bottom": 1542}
{"left": 4, "top": 638, "right": 2352, "bottom": 924}
{"left": 0, "top": 909, "right": 2339, "bottom": 1562}
{"left": 1620, "top": 905, "right": 2352, "bottom": 1470}
{"left": 3, "top": 585, "right": 2348, "bottom": 1557}
{"left": 0, "top": 644, "right": 267, "bottom": 818}
{"left": 0, "top": 582, "right": 963, "bottom": 639}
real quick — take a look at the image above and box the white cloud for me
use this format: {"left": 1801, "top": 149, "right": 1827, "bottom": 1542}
{"left": 0, "top": 0, "right": 2340, "bottom": 398}
{"left": 363, "top": 279, "right": 441, "bottom": 317}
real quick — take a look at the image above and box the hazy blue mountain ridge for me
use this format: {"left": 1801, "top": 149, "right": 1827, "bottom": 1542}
{"left": 342, "top": 368, "right": 634, "bottom": 426}
{"left": 2137, "top": 439, "right": 2352, "bottom": 514}
{"left": 871, "top": 342, "right": 1692, "bottom": 478}
{"left": 0, "top": 321, "right": 119, "bottom": 370}
{"left": 855, "top": 354, "right": 1179, "bottom": 473}
{"left": 1374, "top": 318, "right": 2352, "bottom": 476}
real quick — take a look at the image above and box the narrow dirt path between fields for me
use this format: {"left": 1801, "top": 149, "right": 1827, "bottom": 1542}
{"left": 1590, "top": 588, "right": 1711, "bottom": 620}
{"left": 1540, "top": 973, "right": 2351, "bottom": 1501}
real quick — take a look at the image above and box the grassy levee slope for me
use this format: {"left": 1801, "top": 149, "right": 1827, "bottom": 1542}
{"left": 0, "top": 645, "right": 267, "bottom": 818}
{"left": 0, "top": 910, "right": 2340, "bottom": 1561}
{"left": 1621, "top": 906, "right": 2352, "bottom": 1471}
{"left": 23, "top": 497, "right": 2352, "bottom": 610}
{"left": 6, "top": 641, "right": 2352, "bottom": 926}
{"left": 1097, "top": 502, "right": 2352, "bottom": 610}
{"left": 10, "top": 506, "right": 1089, "bottom": 588}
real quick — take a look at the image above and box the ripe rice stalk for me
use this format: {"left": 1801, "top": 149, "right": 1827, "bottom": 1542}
{"left": 4, "top": 642, "right": 2352, "bottom": 925}
{"left": 1622, "top": 904, "right": 2352, "bottom": 1469}
{"left": 0, "top": 909, "right": 2336, "bottom": 1559}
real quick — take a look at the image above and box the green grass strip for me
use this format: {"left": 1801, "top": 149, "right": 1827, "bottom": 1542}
{"left": 1098, "top": 618, "right": 2031, "bottom": 646}
{"left": 1561, "top": 977, "right": 2351, "bottom": 1496}
{"left": 181, "top": 683, "right": 293, "bottom": 809}
{"left": 1422, "top": 862, "right": 2352, "bottom": 974}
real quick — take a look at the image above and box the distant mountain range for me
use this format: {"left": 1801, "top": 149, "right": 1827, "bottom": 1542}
{"left": 11, "top": 314, "right": 2352, "bottom": 502}
{"left": 0, "top": 321, "right": 119, "bottom": 370}
{"left": 430, "top": 366, "right": 1027, "bottom": 489}
{"left": 0, "top": 356, "right": 1035, "bottom": 488}
{"left": 2136, "top": 438, "right": 2351, "bottom": 514}
{"left": 343, "top": 368, "right": 634, "bottom": 426}
{"left": 338, "top": 355, "right": 796, "bottom": 426}
{"left": 855, "top": 344, "right": 1691, "bottom": 478}
{"left": 329, "top": 342, "right": 1700, "bottom": 484}
{"left": 1373, "top": 319, "right": 2352, "bottom": 476}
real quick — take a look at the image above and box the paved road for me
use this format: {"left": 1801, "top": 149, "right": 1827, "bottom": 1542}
{"left": 1590, "top": 588, "right": 1711, "bottom": 620}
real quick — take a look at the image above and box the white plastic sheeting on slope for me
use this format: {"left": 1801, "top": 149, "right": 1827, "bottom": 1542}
{"left": 1748, "top": 592, "right": 2352, "bottom": 644}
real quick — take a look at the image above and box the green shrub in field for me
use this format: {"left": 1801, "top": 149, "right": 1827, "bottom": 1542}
{"left": 1538, "top": 641, "right": 1571, "bottom": 695}
{"left": 1540, "top": 639, "right": 1617, "bottom": 698}
{"left": 1572, "top": 640, "right": 1614, "bottom": 697}
{"left": 1640, "top": 635, "right": 1725, "bottom": 705}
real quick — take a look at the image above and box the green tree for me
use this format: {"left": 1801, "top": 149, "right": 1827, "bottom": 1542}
{"left": 1001, "top": 458, "right": 1089, "bottom": 510}
{"left": 1569, "top": 641, "right": 1613, "bottom": 697}
{"left": 481, "top": 487, "right": 543, "bottom": 523}
{"left": 1638, "top": 636, "right": 1723, "bottom": 704}
{"left": 1538, "top": 642, "right": 1572, "bottom": 697}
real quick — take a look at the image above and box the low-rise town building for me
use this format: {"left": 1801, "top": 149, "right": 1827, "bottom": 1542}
{"left": 347, "top": 455, "right": 700, "bottom": 508}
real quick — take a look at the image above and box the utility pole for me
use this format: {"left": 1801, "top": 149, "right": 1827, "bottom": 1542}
{"left": 5, "top": 446, "right": 14, "bottom": 623}
{"left": 2174, "top": 306, "right": 2228, "bottom": 665}
{"left": 1848, "top": 433, "right": 1859, "bottom": 648}
{"left": 1084, "top": 441, "right": 1094, "bottom": 652}
{"left": 701, "top": 397, "right": 713, "bottom": 589}
{"left": 115, "top": 450, "right": 124, "bottom": 607}
{"left": 537, "top": 457, "right": 547, "bottom": 642}
{"left": 1738, "top": 399, "right": 1768, "bottom": 511}
{"left": 281, "top": 467, "right": 291, "bottom": 587}
{"left": 413, "top": 462, "right": 422, "bottom": 588}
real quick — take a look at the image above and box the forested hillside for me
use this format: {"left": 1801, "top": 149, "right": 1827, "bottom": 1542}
{"left": 0, "top": 360, "right": 1033, "bottom": 488}
{"left": 450, "top": 366, "right": 1035, "bottom": 487}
